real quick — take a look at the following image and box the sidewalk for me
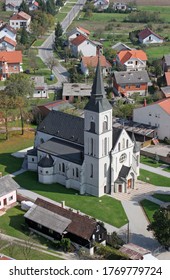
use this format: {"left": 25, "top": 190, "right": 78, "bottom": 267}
{"left": 140, "top": 163, "right": 170, "bottom": 178}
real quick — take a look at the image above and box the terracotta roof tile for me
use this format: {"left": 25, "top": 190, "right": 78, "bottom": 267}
{"left": 78, "top": 26, "right": 90, "bottom": 35}
{"left": 165, "top": 72, "right": 170, "bottom": 86}
{"left": 71, "top": 34, "right": 87, "bottom": 46}
{"left": 0, "top": 50, "right": 22, "bottom": 63}
{"left": 0, "top": 36, "right": 17, "bottom": 47}
{"left": 82, "top": 55, "right": 111, "bottom": 68}
{"left": 157, "top": 98, "right": 170, "bottom": 115}
{"left": 118, "top": 49, "right": 147, "bottom": 64}
{"left": 10, "top": 11, "right": 31, "bottom": 21}
{"left": 138, "top": 28, "right": 163, "bottom": 40}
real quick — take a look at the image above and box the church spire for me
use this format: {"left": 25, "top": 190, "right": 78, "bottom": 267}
{"left": 91, "top": 56, "right": 106, "bottom": 99}
{"left": 84, "top": 56, "right": 112, "bottom": 113}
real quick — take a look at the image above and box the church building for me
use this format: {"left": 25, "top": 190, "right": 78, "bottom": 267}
{"left": 27, "top": 59, "right": 140, "bottom": 197}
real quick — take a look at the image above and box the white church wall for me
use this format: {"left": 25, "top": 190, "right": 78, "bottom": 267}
{"left": 27, "top": 155, "right": 37, "bottom": 171}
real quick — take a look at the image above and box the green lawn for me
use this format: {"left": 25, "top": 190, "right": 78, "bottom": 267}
{"left": 0, "top": 246, "right": 62, "bottom": 260}
{"left": 0, "top": 132, "right": 34, "bottom": 175}
{"left": 140, "top": 6, "right": 170, "bottom": 22}
{"left": 32, "top": 38, "right": 47, "bottom": 47}
{"left": 140, "top": 155, "right": 162, "bottom": 168}
{"left": 145, "top": 43, "right": 170, "bottom": 59}
{"left": 140, "top": 199, "right": 160, "bottom": 222}
{"left": 14, "top": 171, "right": 128, "bottom": 228}
{"left": 138, "top": 169, "right": 170, "bottom": 187}
{"left": 152, "top": 194, "right": 170, "bottom": 202}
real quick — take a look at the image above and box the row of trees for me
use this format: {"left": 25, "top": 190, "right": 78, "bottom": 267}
{"left": 0, "top": 74, "right": 34, "bottom": 140}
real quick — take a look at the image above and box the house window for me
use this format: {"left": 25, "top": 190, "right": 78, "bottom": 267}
{"left": 149, "top": 113, "right": 151, "bottom": 116}
{"left": 90, "top": 164, "right": 93, "bottom": 178}
{"left": 32, "top": 158, "right": 34, "bottom": 162}
{"left": 104, "top": 163, "right": 107, "bottom": 177}
{"left": 0, "top": 201, "right": 1, "bottom": 206}
{"left": 38, "top": 91, "right": 40, "bottom": 94}
{"left": 136, "top": 84, "right": 140, "bottom": 88}
{"left": 46, "top": 171, "right": 49, "bottom": 174}
{"left": 14, "top": 66, "right": 17, "bottom": 70}
{"left": 96, "top": 225, "right": 100, "bottom": 232}
{"left": 38, "top": 224, "right": 42, "bottom": 229}
{"left": 98, "top": 234, "right": 102, "bottom": 240}
{"left": 8, "top": 196, "right": 13, "bottom": 201}
{"left": 49, "top": 229, "right": 53, "bottom": 234}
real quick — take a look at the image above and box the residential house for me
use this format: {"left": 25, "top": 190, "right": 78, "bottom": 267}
{"left": 113, "top": 2, "right": 127, "bottom": 11}
{"left": 162, "top": 55, "right": 170, "bottom": 73}
{"left": 24, "top": 198, "right": 107, "bottom": 255}
{"left": 27, "top": 59, "right": 140, "bottom": 196}
{"left": 81, "top": 55, "right": 111, "bottom": 77}
{"left": 0, "top": 24, "right": 17, "bottom": 41}
{"left": 112, "top": 42, "right": 132, "bottom": 52}
{"left": 0, "top": 175, "right": 19, "bottom": 211}
{"left": 133, "top": 98, "right": 170, "bottom": 140}
{"left": 119, "top": 243, "right": 157, "bottom": 260}
{"left": 62, "top": 83, "right": 91, "bottom": 102}
{"left": 0, "top": 36, "right": 17, "bottom": 51}
{"left": 113, "top": 70, "right": 150, "bottom": 97}
{"left": 29, "top": 1, "right": 39, "bottom": 11}
{"left": 93, "top": 0, "right": 109, "bottom": 11}
{"left": 70, "top": 34, "right": 102, "bottom": 57}
{"left": 10, "top": 11, "right": 31, "bottom": 31}
{"left": 5, "top": 0, "right": 23, "bottom": 11}
{"left": 160, "top": 86, "right": 170, "bottom": 99}
{"left": 138, "top": 28, "right": 164, "bottom": 45}
{"left": 116, "top": 49, "right": 148, "bottom": 71}
{"left": 165, "top": 72, "right": 170, "bottom": 86}
{"left": 0, "top": 50, "right": 23, "bottom": 80}
{"left": 67, "top": 26, "right": 90, "bottom": 41}
{"left": 31, "top": 76, "right": 48, "bottom": 98}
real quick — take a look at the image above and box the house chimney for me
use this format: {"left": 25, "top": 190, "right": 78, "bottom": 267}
{"left": 144, "top": 98, "right": 147, "bottom": 107}
{"left": 61, "top": 201, "right": 65, "bottom": 208}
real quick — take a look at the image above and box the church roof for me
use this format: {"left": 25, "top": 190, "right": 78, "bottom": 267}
{"left": 37, "top": 110, "right": 84, "bottom": 146}
{"left": 38, "top": 137, "right": 84, "bottom": 165}
{"left": 84, "top": 56, "right": 112, "bottom": 113}
{"left": 38, "top": 154, "right": 54, "bottom": 168}
{"left": 112, "top": 127, "right": 122, "bottom": 148}
{"left": 118, "top": 165, "right": 131, "bottom": 179}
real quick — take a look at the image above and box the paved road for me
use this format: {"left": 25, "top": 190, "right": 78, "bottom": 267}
{"left": 38, "top": 0, "right": 87, "bottom": 87}
{"left": 140, "top": 163, "right": 170, "bottom": 178}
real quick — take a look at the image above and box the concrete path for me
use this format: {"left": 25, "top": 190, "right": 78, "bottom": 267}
{"left": 140, "top": 163, "right": 170, "bottom": 178}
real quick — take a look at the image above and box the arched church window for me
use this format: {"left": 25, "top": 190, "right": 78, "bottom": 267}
{"left": 122, "top": 138, "right": 125, "bottom": 149}
{"left": 118, "top": 142, "right": 121, "bottom": 151}
{"left": 90, "top": 164, "right": 93, "bottom": 178}
{"left": 59, "top": 164, "right": 61, "bottom": 171}
{"left": 103, "top": 115, "right": 108, "bottom": 132}
{"left": 104, "top": 137, "right": 107, "bottom": 155}
{"left": 126, "top": 139, "right": 129, "bottom": 148}
{"left": 104, "top": 163, "right": 107, "bottom": 177}
{"left": 62, "top": 163, "right": 65, "bottom": 173}
{"left": 90, "top": 121, "right": 95, "bottom": 133}
{"left": 91, "top": 138, "right": 94, "bottom": 155}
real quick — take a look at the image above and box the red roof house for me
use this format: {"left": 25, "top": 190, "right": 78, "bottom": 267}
{"left": 138, "top": 28, "right": 164, "bottom": 44}
{"left": 116, "top": 49, "right": 147, "bottom": 71}
{"left": 0, "top": 50, "right": 23, "bottom": 80}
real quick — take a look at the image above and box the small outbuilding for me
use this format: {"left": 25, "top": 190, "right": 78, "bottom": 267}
{"left": 0, "top": 175, "right": 19, "bottom": 210}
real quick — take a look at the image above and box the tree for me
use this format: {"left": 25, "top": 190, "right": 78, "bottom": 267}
{"left": 147, "top": 207, "right": 170, "bottom": 249}
{"left": 54, "top": 22, "right": 63, "bottom": 49}
{"left": 56, "top": 0, "right": 63, "bottom": 7}
{"left": 19, "top": 0, "right": 29, "bottom": 14}
{"left": 46, "top": 56, "right": 58, "bottom": 74}
{"left": 28, "top": 50, "right": 38, "bottom": 74}
{"left": 46, "top": 0, "right": 56, "bottom": 16}
{"left": 0, "top": 90, "right": 14, "bottom": 140}
{"left": 5, "top": 74, "right": 34, "bottom": 135}
{"left": 60, "top": 238, "right": 70, "bottom": 252}
{"left": 20, "top": 27, "right": 29, "bottom": 45}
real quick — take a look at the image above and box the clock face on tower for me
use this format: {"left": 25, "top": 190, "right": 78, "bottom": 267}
{"left": 119, "top": 153, "right": 127, "bottom": 163}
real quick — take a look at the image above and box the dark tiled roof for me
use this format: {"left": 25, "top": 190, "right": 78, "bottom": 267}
{"left": 138, "top": 28, "right": 163, "bottom": 40}
{"left": 118, "top": 165, "right": 131, "bottom": 179}
{"left": 27, "top": 148, "right": 37, "bottom": 156}
{"left": 0, "top": 175, "right": 19, "bottom": 197}
{"left": 113, "top": 71, "right": 150, "bottom": 85}
{"left": 112, "top": 127, "right": 122, "bottom": 148}
{"left": 35, "top": 198, "right": 97, "bottom": 240}
{"left": 38, "top": 154, "right": 54, "bottom": 168}
{"left": 85, "top": 57, "right": 112, "bottom": 113}
{"left": 38, "top": 137, "right": 84, "bottom": 165}
{"left": 37, "top": 110, "right": 84, "bottom": 146}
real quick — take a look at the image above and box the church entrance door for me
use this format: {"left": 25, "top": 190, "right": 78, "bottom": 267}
{"left": 127, "top": 179, "right": 132, "bottom": 189}
{"left": 118, "top": 185, "right": 122, "bottom": 192}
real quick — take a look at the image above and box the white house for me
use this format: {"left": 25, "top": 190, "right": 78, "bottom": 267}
{"left": 67, "top": 26, "right": 90, "bottom": 41}
{"left": 0, "top": 175, "right": 19, "bottom": 210}
{"left": 5, "top": 0, "right": 22, "bottom": 11}
{"left": 27, "top": 59, "right": 140, "bottom": 196}
{"left": 116, "top": 49, "right": 148, "bottom": 71}
{"left": 81, "top": 55, "right": 111, "bottom": 77}
{"left": 31, "top": 76, "right": 48, "bottom": 98}
{"left": 93, "top": 0, "right": 109, "bottom": 11}
{"left": 29, "top": 1, "right": 39, "bottom": 11}
{"left": 0, "top": 24, "right": 17, "bottom": 41}
{"left": 133, "top": 98, "right": 170, "bottom": 140}
{"left": 70, "top": 34, "right": 102, "bottom": 57}
{"left": 0, "top": 36, "right": 16, "bottom": 51}
{"left": 10, "top": 11, "right": 31, "bottom": 31}
{"left": 138, "top": 28, "right": 164, "bottom": 45}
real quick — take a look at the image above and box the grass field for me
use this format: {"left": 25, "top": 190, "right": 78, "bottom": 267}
{"left": 140, "top": 199, "right": 160, "bottom": 222}
{"left": 140, "top": 156, "right": 162, "bottom": 168}
{"left": 138, "top": 169, "right": 170, "bottom": 187}
{"left": 14, "top": 171, "right": 128, "bottom": 228}
{"left": 0, "top": 132, "right": 34, "bottom": 175}
{"left": 152, "top": 194, "right": 170, "bottom": 202}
